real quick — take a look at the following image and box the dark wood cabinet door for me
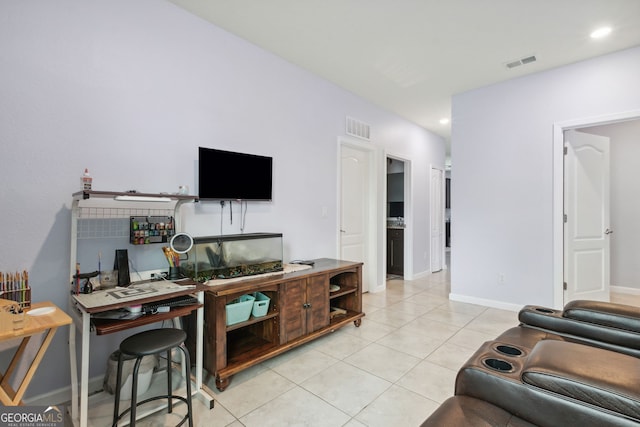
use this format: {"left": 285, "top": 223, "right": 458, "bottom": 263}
{"left": 280, "top": 276, "right": 329, "bottom": 341}
{"left": 280, "top": 278, "right": 306, "bottom": 342}
{"left": 387, "top": 229, "right": 404, "bottom": 275}
{"left": 306, "top": 274, "right": 329, "bottom": 333}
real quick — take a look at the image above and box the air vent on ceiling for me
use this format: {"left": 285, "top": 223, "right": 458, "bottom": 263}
{"left": 346, "top": 116, "right": 371, "bottom": 141}
{"left": 505, "top": 55, "right": 537, "bottom": 69}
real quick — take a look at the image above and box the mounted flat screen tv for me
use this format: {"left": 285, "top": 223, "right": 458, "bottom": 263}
{"left": 198, "top": 147, "right": 273, "bottom": 201}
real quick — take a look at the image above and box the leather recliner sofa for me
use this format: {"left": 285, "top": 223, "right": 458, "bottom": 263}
{"left": 422, "top": 300, "right": 640, "bottom": 426}
{"left": 514, "top": 299, "right": 640, "bottom": 357}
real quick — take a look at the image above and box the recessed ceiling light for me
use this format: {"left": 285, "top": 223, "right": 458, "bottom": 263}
{"left": 590, "top": 27, "right": 612, "bottom": 39}
{"left": 439, "top": 118, "right": 450, "bottom": 125}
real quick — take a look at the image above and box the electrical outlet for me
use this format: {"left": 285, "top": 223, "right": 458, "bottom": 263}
{"left": 143, "top": 269, "right": 168, "bottom": 281}
{"left": 498, "top": 273, "right": 506, "bottom": 285}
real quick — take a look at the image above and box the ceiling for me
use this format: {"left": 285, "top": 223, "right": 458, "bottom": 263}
{"left": 168, "top": 0, "right": 640, "bottom": 153}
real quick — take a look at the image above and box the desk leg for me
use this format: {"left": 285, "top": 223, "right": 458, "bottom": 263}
{"left": 79, "top": 311, "right": 91, "bottom": 427}
{"left": 69, "top": 320, "right": 78, "bottom": 425}
{"left": 0, "top": 337, "right": 30, "bottom": 395}
{"left": 0, "top": 337, "right": 30, "bottom": 405}
{"left": 0, "top": 329, "right": 58, "bottom": 406}
{"left": 14, "top": 329, "right": 57, "bottom": 403}
{"left": 195, "top": 291, "right": 203, "bottom": 390}
{"left": 0, "top": 379, "right": 16, "bottom": 405}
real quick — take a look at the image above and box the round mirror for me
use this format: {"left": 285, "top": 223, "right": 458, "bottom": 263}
{"left": 170, "top": 233, "right": 193, "bottom": 254}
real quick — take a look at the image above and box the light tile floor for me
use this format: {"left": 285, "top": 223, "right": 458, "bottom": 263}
{"left": 133, "top": 268, "right": 528, "bottom": 427}
{"left": 105, "top": 269, "right": 640, "bottom": 427}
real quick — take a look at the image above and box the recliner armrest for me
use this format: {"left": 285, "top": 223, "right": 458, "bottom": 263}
{"left": 563, "top": 300, "right": 640, "bottom": 331}
{"left": 421, "top": 396, "right": 536, "bottom": 427}
{"left": 518, "top": 301, "right": 640, "bottom": 356}
{"left": 454, "top": 340, "right": 640, "bottom": 426}
{"left": 522, "top": 340, "right": 640, "bottom": 421}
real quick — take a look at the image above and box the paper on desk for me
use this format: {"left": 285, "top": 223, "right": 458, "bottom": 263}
{"left": 73, "top": 281, "right": 195, "bottom": 309}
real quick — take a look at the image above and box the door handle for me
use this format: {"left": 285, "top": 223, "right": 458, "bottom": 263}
{"left": 604, "top": 228, "right": 614, "bottom": 235}
{"left": 340, "top": 229, "right": 346, "bottom": 233}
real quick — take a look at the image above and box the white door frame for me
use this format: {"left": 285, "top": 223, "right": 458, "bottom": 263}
{"left": 338, "top": 137, "right": 382, "bottom": 292}
{"left": 404, "top": 159, "right": 413, "bottom": 279}
{"left": 552, "top": 109, "right": 640, "bottom": 309}
{"left": 430, "top": 165, "right": 445, "bottom": 273}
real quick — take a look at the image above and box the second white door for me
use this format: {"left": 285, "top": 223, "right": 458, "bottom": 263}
{"left": 564, "top": 129, "right": 611, "bottom": 303}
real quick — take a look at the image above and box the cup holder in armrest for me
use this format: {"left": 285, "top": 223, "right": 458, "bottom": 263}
{"left": 482, "top": 358, "right": 514, "bottom": 372}
{"left": 494, "top": 344, "right": 524, "bottom": 357}
{"left": 534, "top": 307, "right": 555, "bottom": 314}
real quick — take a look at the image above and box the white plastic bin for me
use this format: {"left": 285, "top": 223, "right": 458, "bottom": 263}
{"left": 104, "top": 350, "right": 158, "bottom": 400}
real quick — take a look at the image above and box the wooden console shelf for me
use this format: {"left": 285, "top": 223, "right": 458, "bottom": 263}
{"left": 199, "top": 258, "right": 364, "bottom": 391}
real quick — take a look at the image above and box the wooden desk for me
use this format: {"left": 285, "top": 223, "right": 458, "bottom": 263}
{"left": 68, "top": 281, "right": 210, "bottom": 427}
{"left": 0, "top": 301, "right": 72, "bottom": 405}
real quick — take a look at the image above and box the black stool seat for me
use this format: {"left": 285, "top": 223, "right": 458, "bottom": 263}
{"left": 112, "top": 328, "right": 193, "bottom": 427}
{"left": 120, "top": 329, "right": 187, "bottom": 356}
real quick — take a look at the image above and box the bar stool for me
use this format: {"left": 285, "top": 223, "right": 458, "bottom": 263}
{"left": 112, "top": 328, "right": 193, "bottom": 427}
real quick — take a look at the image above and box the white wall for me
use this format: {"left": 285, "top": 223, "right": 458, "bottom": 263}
{"left": 451, "top": 46, "right": 640, "bottom": 309}
{"left": 581, "top": 120, "right": 640, "bottom": 291}
{"left": 0, "top": 1, "right": 444, "bottom": 398}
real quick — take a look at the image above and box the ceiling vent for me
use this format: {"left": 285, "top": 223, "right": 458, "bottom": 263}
{"left": 505, "top": 55, "right": 537, "bottom": 69}
{"left": 346, "top": 116, "right": 371, "bottom": 141}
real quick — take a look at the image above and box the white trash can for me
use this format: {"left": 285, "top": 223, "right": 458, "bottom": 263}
{"left": 104, "top": 350, "right": 158, "bottom": 400}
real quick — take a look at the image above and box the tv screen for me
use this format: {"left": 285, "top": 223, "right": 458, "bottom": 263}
{"left": 198, "top": 147, "right": 273, "bottom": 201}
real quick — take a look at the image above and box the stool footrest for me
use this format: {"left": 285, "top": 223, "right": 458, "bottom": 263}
{"left": 114, "top": 395, "right": 191, "bottom": 427}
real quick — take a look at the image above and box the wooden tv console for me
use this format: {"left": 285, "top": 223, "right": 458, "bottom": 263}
{"left": 201, "top": 258, "right": 364, "bottom": 391}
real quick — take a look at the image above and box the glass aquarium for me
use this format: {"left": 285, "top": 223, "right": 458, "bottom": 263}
{"left": 181, "top": 233, "right": 283, "bottom": 281}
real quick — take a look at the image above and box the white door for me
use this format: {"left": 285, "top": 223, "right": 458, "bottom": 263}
{"left": 340, "top": 145, "right": 370, "bottom": 292}
{"left": 431, "top": 167, "right": 444, "bottom": 272}
{"left": 564, "top": 129, "right": 611, "bottom": 303}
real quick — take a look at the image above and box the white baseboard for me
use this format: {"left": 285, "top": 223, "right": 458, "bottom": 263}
{"left": 411, "top": 270, "right": 432, "bottom": 280}
{"left": 412, "top": 263, "right": 449, "bottom": 280}
{"left": 449, "top": 293, "right": 523, "bottom": 312}
{"left": 611, "top": 285, "right": 640, "bottom": 296}
{"left": 25, "top": 375, "right": 104, "bottom": 406}
{"left": 368, "top": 284, "right": 387, "bottom": 293}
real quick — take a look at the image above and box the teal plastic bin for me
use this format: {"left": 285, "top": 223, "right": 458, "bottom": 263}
{"left": 226, "top": 294, "right": 255, "bottom": 325}
{"left": 252, "top": 292, "right": 271, "bottom": 317}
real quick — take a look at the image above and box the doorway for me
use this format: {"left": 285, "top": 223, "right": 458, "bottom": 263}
{"left": 386, "top": 157, "right": 405, "bottom": 279}
{"left": 552, "top": 110, "right": 640, "bottom": 308}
